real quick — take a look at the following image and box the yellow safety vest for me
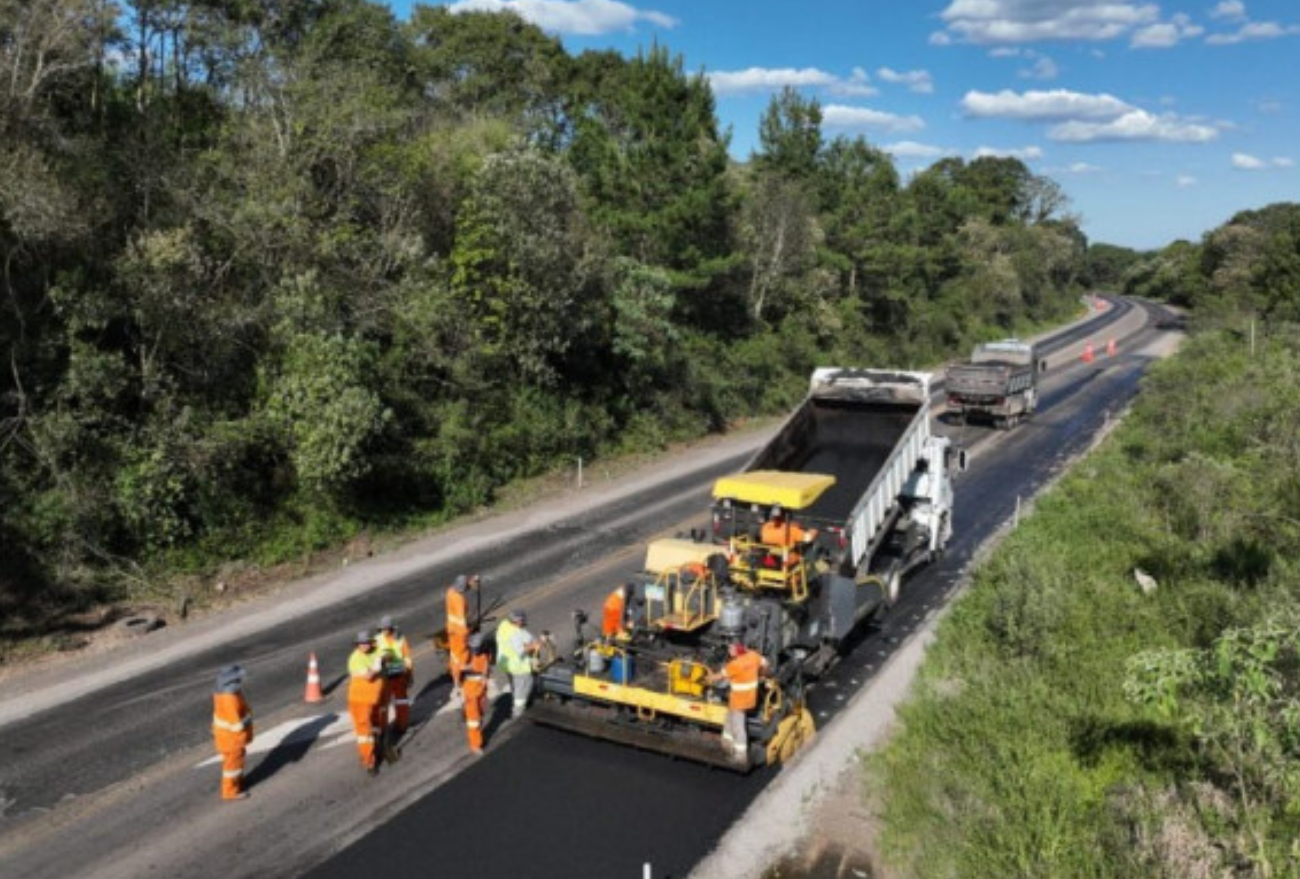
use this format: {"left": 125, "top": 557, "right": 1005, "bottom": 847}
{"left": 495, "top": 619, "right": 531, "bottom": 675}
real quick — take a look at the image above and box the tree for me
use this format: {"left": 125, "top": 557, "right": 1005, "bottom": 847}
{"left": 741, "top": 171, "right": 815, "bottom": 323}
{"left": 406, "top": 7, "right": 567, "bottom": 130}
{"left": 449, "top": 148, "right": 601, "bottom": 387}
{"left": 755, "top": 86, "right": 823, "bottom": 183}
{"left": 564, "top": 44, "right": 735, "bottom": 294}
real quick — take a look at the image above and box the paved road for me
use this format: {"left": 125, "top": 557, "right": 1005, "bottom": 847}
{"left": 300, "top": 302, "right": 1166, "bottom": 879}
{"left": 0, "top": 296, "right": 1166, "bottom": 879}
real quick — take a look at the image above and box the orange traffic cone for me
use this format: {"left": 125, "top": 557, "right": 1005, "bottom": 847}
{"left": 305, "top": 652, "right": 323, "bottom": 703}
{"left": 1106, "top": 338, "right": 1117, "bottom": 357}
{"left": 1082, "top": 341, "right": 1094, "bottom": 364}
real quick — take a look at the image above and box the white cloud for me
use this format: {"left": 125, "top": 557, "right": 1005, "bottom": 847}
{"left": 446, "top": 0, "right": 676, "bottom": 35}
{"left": 1066, "top": 161, "right": 1101, "bottom": 173}
{"left": 1176, "top": 175, "right": 1198, "bottom": 187}
{"left": 1131, "top": 14, "right": 1204, "bottom": 47}
{"left": 877, "top": 66, "right": 934, "bottom": 94}
{"left": 1232, "top": 152, "right": 1294, "bottom": 170}
{"left": 1206, "top": 20, "right": 1300, "bottom": 44}
{"left": 707, "top": 67, "right": 838, "bottom": 95}
{"left": 1209, "top": 1, "right": 1246, "bottom": 20}
{"left": 1048, "top": 110, "right": 1220, "bottom": 142}
{"left": 935, "top": 0, "right": 1159, "bottom": 44}
{"left": 883, "top": 141, "right": 948, "bottom": 159}
{"left": 1019, "top": 55, "right": 1060, "bottom": 79}
{"left": 974, "top": 145, "right": 1045, "bottom": 160}
{"left": 829, "top": 68, "right": 878, "bottom": 98}
{"left": 961, "top": 88, "right": 1133, "bottom": 121}
{"left": 989, "top": 47, "right": 1023, "bottom": 57}
{"left": 823, "top": 105, "right": 926, "bottom": 133}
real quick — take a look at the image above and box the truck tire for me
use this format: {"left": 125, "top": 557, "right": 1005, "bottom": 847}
{"left": 883, "top": 567, "right": 903, "bottom": 608}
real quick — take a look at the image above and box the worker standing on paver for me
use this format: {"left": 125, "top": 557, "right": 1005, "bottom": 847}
{"left": 461, "top": 632, "right": 491, "bottom": 754}
{"left": 601, "top": 584, "right": 630, "bottom": 639}
{"left": 211, "top": 664, "right": 254, "bottom": 801}
{"left": 495, "top": 609, "right": 540, "bottom": 719}
{"left": 710, "top": 643, "right": 768, "bottom": 763}
{"left": 444, "top": 574, "right": 480, "bottom": 699}
{"left": 347, "top": 630, "right": 386, "bottom": 776}
{"left": 376, "top": 616, "right": 414, "bottom": 736}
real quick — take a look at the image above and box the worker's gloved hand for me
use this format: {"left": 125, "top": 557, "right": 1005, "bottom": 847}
{"left": 370, "top": 656, "right": 384, "bottom": 674}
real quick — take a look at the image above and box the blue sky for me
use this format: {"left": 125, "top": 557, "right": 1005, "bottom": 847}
{"left": 393, "top": 0, "right": 1299, "bottom": 250}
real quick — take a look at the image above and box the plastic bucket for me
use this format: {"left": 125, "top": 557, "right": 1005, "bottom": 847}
{"left": 587, "top": 648, "right": 607, "bottom": 674}
{"left": 609, "top": 654, "right": 634, "bottom": 684}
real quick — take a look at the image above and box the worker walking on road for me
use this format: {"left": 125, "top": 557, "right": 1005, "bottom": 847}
{"left": 212, "top": 664, "right": 254, "bottom": 801}
{"left": 710, "top": 643, "right": 769, "bottom": 763}
{"left": 376, "top": 616, "right": 414, "bottom": 736}
{"left": 495, "top": 609, "right": 540, "bottom": 719}
{"left": 347, "top": 630, "right": 387, "bottom": 776}
{"left": 445, "top": 574, "right": 481, "bottom": 699}
{"left": 462, "top": 632, "right": 491, "bottom": 754}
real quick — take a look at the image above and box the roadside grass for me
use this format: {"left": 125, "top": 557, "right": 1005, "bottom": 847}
{"left": 870, "top": 326, "right": 1300, "bottom": 878}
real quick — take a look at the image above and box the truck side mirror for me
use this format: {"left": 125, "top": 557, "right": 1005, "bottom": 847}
{"left": 1038, "top": 359, "right": 1049, "bottom": 374}
{"left": 947, "top": 446, "right": 969, "bottom": 472}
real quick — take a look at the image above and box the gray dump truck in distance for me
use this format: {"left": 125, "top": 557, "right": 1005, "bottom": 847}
{"left": 945, "top": 339, "right": 1045, "bottom": 428}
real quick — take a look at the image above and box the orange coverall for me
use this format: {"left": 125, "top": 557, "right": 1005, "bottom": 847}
{"left": 445, "top": 587, "right": 470, "bottom": 689}
{"left": 348, "top": 647, "right": 386, "bottom": 770}
{"left": 601, "top": 588, "right": 627, "bottom": 638}
{"left": 212, "top": 689, "right": 254, "bottom": 799}
{"left": 461, "top": 652, "right": 491, "bottom": 752}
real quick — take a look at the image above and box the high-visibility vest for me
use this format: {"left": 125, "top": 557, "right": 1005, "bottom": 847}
{"left": 602, "top": 589, "right": 626, "bottom": 637}
{"left": 724, "top": 651, "right": 765, "bottom": 712}
{"left": 375, "top": 632, "right": 412, "bottom": 678}
{"left": 495, "top": 620, "right": 533, "bottom": 675}
{"left": 761, "top": 519, "right": 808, "bottom": 548}
{"left": 446, "top": 588, "right": 469, "bottom": 637}
{"left": 347, "top": 648, "right": 384, "bottom": 705}
{"left": 212, "top": 691, "right": 253, "bottom": 751}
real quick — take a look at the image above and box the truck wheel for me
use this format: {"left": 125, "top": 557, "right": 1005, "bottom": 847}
{"left": 884, "top": 567, "right": 903, "bottom": 608}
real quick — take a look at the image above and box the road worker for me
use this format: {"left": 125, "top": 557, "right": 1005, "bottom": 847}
{"left": 445, "top": 574, "right": 481, "bottom": 699}
{"left": 347, "top": 630, "right": 386, "bottom": 776}
{"left": 495, "top": 609, "right": 540, "bottom": 718}
{"left": 211, "top": 664, "right": 254, "bottom": 801}
{"left": 709, "top": 643, "right": 769, "bottom": 763}
{"left": 376, "top": 615, "right": 414, "bottom": 736}
{"left": 601, "top": 584, "right": 631, "bottom": 639}
{"left": 760, "top": 505, "right": 818, "bottom": 567}
{"left": 461, "top": 632, "right": 491, "bottom": 754}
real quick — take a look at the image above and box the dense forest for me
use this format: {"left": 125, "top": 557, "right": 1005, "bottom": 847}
{"left": 0, "top": 0, "right": 1092, "bottom": 643}
{"left": 873, "top": 206, "right": 1300, "bottom": 877}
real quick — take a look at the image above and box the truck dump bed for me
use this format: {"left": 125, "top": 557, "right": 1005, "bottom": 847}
{"left": 946, "top": 362, "right": 1020, "bottom": 398}
{"left": 743, "top": 369, "right": 932, "bottom": 571}
{"left": 748, "top": 400, "right": 918, "bottom": 521}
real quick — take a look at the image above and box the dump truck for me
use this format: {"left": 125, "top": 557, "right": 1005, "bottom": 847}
{"left": 944, "top": 339, "right": 1044, "bottom": 428}
{"left": 530, "top": 369, "right": 961, "bottom": 771}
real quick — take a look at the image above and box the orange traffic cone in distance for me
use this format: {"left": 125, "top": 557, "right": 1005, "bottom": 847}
{"left": 1082, "top": 341, "right": 1094, "bottom": 364}
{"left": 305, "top": 652, "right": 323, "bottom": 703}
{"left": 1107, "top": 338, "right": 1117, "bottom": 357}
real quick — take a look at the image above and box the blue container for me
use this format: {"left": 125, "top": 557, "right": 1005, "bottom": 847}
{"left": 609, "top": 654, "right": 634, "bottom": 684}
